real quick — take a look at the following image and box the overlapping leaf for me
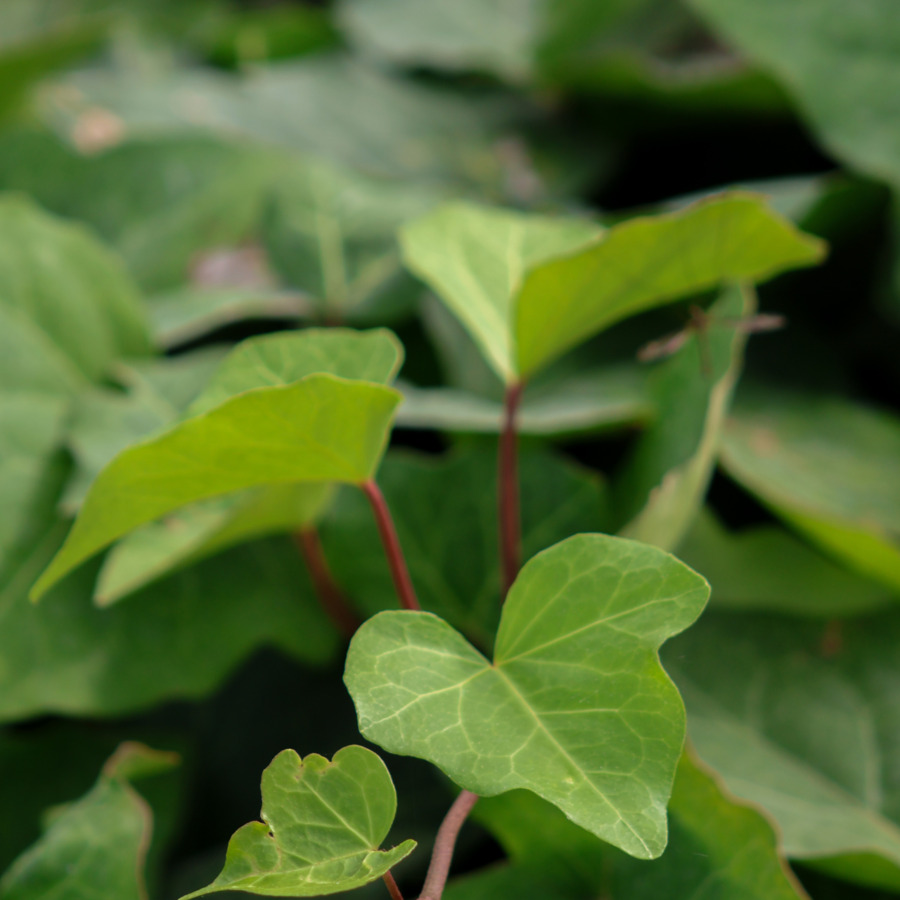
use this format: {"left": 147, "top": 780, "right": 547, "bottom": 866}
{"left": 345, "top": 534, "right": 709, "bottom": 859}
{"left": 720, "top": 391, "right": 900, "bottom": 594}
{"left": 180, "top": 746, "right": 415, "bottom": 898}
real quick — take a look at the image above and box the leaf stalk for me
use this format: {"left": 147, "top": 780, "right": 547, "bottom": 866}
{"left": 417, "top": 790, "right": 480, "bottom": 900}
{"left": 499, "top": 381, "right": 524, "bottom": 598}
{"left": 293, "top": 527, "right": 360, "bottom": 638}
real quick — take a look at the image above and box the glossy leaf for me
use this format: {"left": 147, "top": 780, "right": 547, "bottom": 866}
{"left": 0, "top": 194, "right": 151, "bottom": 383}
{"left": 678, "top": 508, "right": 894, "bottom": 617}
{"left": 345, "top": 533, "right": 709, "bottom": 859}
{"left": 321, "top": 447, "right": 611, "bottom": 644}
{"left": 666, "top": 610, "right": 900, "bottom": 890}
{"left": 618, "top": 284, "right": 752, "bottom": 548}
{"left": 720, "top": 391, "right": 900, "bottom": 594}
{"left": 180, "top": 746, "right": 415, "bottom": 898}
{"left": 515, "top": 192, "right": 826, "bottom": 377}
{"left": 32, "top": 375, "right": 400, "bottom": 599}
{"left": 0, "top": 742, "right": 177, "bottom": 900}
{"left": 400, "top": 201, "right": 602, "bottom": 382}
{"left": 189, "top": 327, "right": 403, "bottom": 415}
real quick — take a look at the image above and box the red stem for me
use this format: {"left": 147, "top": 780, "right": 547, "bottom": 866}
{"left": 362, "top": 480, "right": 421, "bottom": 612}
{"left": 417, "top": 790, "right": 480, "bottom": 900}
{"left": 293, "top": 528, "right": 360, "bottom": 639}
{"left": 499, "top": 382, "right": 524, "bottom": 599}
{"left": 383, "top": 871, "right": 405, "bottom": 900}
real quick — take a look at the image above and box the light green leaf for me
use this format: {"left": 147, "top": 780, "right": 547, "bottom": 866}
{"left": 95, "top": 484, "right": 333, "bottom": 605}
{"left": 338, "top": 0, "right": 542, "bottom": 83}
{"left": 720, "top": 391, "right": 900, "bottom": 594}
{"left": 0, "top": 742, "right": 177, "bottom": 900}
{"left": 189, "top": 327, "right": 404, "bottom": 415}
{"left": 400, "top": 201, "right": 602, "bottom": 382}
{"left": 469, "top": 750, "right": 809, "bottom": 900}
{"left": 618, "top": 284, "right": 752, "bottom": 549}
{"left": 344, "top": 533, "right": 709, "bottom": 859}
{"left": 321, "top": 447, "right": 611, "bottom": 645}
{"left": 32, "top": 375, "right": 401, "bottom": 600}
{"left": 396, "top": 364, "right": 651, "bottom": 435}
{"left": 515, "top": 192, "right": 826, "bottom": 377}
{"left": 678, "top": 508, "right": 894, "bottom": 617}
{"left": 666, "top": 610, "right": 900, "bottom": 891}
{"left": 685, "top": 0, "right": 900, "bottom": 191}
{"left": 0, "top": 194, "right": 151, "bottom": 383}
{"left": 263, "top": 159, "right": 437, "bottom": 319}
{"left": 180, "top": 746, "right": 415, "bottom": 898}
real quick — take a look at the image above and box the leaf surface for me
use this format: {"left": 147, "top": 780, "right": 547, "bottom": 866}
{"left": 181, "top": 746, "right": 415, "bottom": 898}
{"left": 32, "top": 375, "right": 400, "bottom": 599}
{"left": 345, "top": 534, "right": 709, "bottom": 859}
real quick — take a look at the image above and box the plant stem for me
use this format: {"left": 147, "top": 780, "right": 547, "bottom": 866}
{"left": 293, "top": 527, "right": 360, "bottom": 639}
{"left": 362, "top": 480, "right": 421, "bottom": 612}
{"left": 383, "top": 871, "right": 405, "bottom": 900}
{"left": 418, "top": 790, "right": 480, "bottom": 900}
{"left": 499, "top": 381, "right": 524, "bottom": 599}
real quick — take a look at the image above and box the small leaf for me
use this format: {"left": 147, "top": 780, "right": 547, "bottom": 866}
{"left": 344, "top": 534, "right": 709, "bottom": 859}
{"left": 618, "top": 284, "right": 752, "bottom": 549}
{"left": 515, "top": 192, "right": 826, "bottom": 377}
{"left": 400, "top": 201, "right": 602, "bottom": 382}
{"left": 180, "top": 746, "right": 415, "bottom": 898}
{"left": 0, "top": 742, "right": 177, "bottom": 900}
{"left": 31, "top": 375, "right": 400, "bottom": 600}
{"left": 188, "top": 327, "right": 404, "bottom": 415}
{"left": 720, "top": 391, "right": 900, "bottom": 594}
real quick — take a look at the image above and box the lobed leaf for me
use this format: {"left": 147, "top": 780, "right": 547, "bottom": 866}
{"left": 180, "top": 746, "right": 415, "bottom": 898}
{"left": 344, "top": 533, "right": 709, "bottom": 859}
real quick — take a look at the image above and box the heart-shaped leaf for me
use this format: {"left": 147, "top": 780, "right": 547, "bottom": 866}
{"left": 31, "top": 375, "right": 401, "bottom": 600}
{"left": 180, "top": 746, "right": 415, "bottom": 898}
{"left": 344, "top": 533, "right": 709, "bottom": 859}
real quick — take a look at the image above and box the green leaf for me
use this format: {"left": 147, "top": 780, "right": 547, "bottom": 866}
{"left": 400, "top": 201, "right": 602, "bottom": 382}
{"left": 469, "top": 750, "right": 809, "bottom": 900}
{"left": 321, "top": 447, "right": 611, "bottom": 645}
{"left": 0, "top": 742, "right": 178, "bottom": 900}
{"left": 515, "top": 192, "right": 826, "bottom": 377}
{"left": 95, "top": 484, "right": 333, "bottom": 605}
{"left": 720, "top": 391, "right": 900, "bottom": 594}
{"left": 678, "top": 508, "right": 894, "bottom": 617}
{"left": 344, "top": 533, "right": 709, "bottom": 859}
{"left": 665, "top": 610, "right": 900, "bottom": 891}
{"left": 262, "top": 159, "right": 437, "bottom": 320}
{"left": 180, "top": 746, "right": 415, "bottom": 898}
{"left": 189, "top": 327, "right": 404, "bottom": 415}
{"left": 685, "top": 0, "right": 900, "bottom": 191}
{"left": 0, "top": 194, "right": 152, "bottom": 383}
{"left": 31, "top": 375, "right": 401, "bottom": 600}
{"left": 396, "top": 364, "right": 651, "bottom": 435}
{"left": 618, "top": 284, "right": 752, "bottom": 549}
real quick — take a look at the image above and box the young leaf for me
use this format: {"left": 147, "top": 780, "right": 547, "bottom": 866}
{"left": 188, "top": 327, "right": 404, "bottom": 414}
{"left": 617, "top": 284, "right": 752, "bottom": 549}
{"left": 31, "top": 375, "right": 401, "bottom": 600}
{"left": 515, "top": 192, "right": 825, "bottom": 377}
{"left": 0, "top": 742, "right": 178, "bottom": 900}
{"left": 720, "top": 391, "right": 900, "bottom": 594}
{"left": 666, "top": 610, "right": 900, "bottom": 891}
{"left": 400, "top": 201, "right": 602, "bottom": 383}
{"left": 344, "top": 533, "right": 709, "bottom": 859}
{"left": 180, "top": 746, "right": 415, "bottom": 898}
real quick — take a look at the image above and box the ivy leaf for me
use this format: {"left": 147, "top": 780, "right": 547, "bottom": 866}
{"left": 515, "top": 192, "right": 825, "bottom": 378}
{"left": 31, "top": 375, "right": 400, "bottom": 600}
{"left": 400, "top": 201, "right": 602, "bottom": 383}
{"left": 344, "top": 534, "right": 709, "bottom": 859}
{"left": 720, "top": 391, "right": 900, "bottom": 594}
{"left": 618, "top": 284, "right": 752, "bottom": 549}
{"left": 180, "top": 746, "right": 415, "bottom": 898}
{"left": 0, "top": 741, "right": 178, "bottom": 900}
{"left": 189, "top": 327, "right": 403, "bottom": 415}
{"left": 665, "top": 610, "right": 900, "bottom": 891}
